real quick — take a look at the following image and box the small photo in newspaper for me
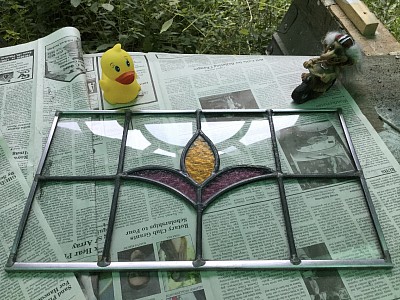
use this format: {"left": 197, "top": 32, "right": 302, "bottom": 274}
{"left": 277, "top": 120, "right": 354, "bottom": 190}
{"left": 157, "top": 236, "right": 202, "bottom": 291}
{"left": 117, "top": 244, "right": 161, "bottom": 300}
{"left": 199, "top": 90, "right": 259, "bottom": 122}
{"left": 167, "top": 289, "right": 207, "bottom": 300}
{"left": 199, "top": 90, "right": 259, "bottom": 110}
{"left": 77, "top": 274, "right": 99, "bottom": 300}
{"left": 87, "top": 77, "right": 98, "bottom": 95}
{"left": 45, "top": 36, "right": 85, "bottom": 82}
{"left": 299, "top": 243, "right": 351, "bottom": 300}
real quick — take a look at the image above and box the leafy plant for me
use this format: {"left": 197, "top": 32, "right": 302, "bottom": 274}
{"left": 0, "top": 0, "right": 288, "bottom": 54}
{"left": 0, "top": 0, "right": 398, "bottom": 54}
{"left": 364, "top": 0, "right": 400, "bottom": 42}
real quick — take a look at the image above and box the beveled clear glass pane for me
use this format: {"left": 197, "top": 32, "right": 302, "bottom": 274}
{"left": 111, "top": 180, "right": 196, "bottom": 250}
{"left": 203, "top": 180, "right": 288, "bottom": 260}
{"left": 18, "top": 180, "right": 100, "bottom": 262}
{"left": 286, "top": 179, "right": 382, "bottom": 261}
{"left": 43, "top": 114, "right": 124, "bottom": 176}
{"left": 123, "top": 113, "right": 197, "bottom": 171}
{"left": 200, "top": 111, "right": 275, "bottom": 169}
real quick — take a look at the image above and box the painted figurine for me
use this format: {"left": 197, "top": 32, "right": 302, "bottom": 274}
{"left": 99, "top": 43, "right": 141, "bottom": 104}
{"left": 292, "top": 32, "right": 361, "bottom": 104}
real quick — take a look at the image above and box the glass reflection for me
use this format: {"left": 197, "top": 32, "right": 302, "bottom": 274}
{"left": 85, "top": 120, "right": 151, "bottom": 151}
{"left": 145, "top": 123, "right": 193, "bottom": 146}
{"left": 83, "top": 116, "right": 297, "bottom": 159}
{"left": 58, "top": 121, "right": 82, "bottom": 131}
{"left": 201, "top": 121, "right": 244, "bottom": 144}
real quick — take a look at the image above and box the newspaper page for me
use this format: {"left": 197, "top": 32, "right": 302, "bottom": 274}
{"left": 27, "top": 27, "right": 90, "bottom": 184}
{"left": 0, "top": 130, "right": 87, "bottom": 300}
{"left": 0, "top": 27, "right": 103, "bottom": 299}
{"left": 0, "top": 27, "right": 171, "bottom": 300}
{"left": 0, "top": 39, "right": 37, "bottom": 179}
{"left": 0, "top": 26, "right": 88, "bottom": 183}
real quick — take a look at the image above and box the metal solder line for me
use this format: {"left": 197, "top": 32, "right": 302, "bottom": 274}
{"left": 267, "top": 109, "right": 299, "bottom": 263}
{"left": 100, "top": 110, "right": 131, "bottom": 265}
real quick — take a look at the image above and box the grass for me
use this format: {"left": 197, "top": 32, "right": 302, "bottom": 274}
{"left": 0, "top": 0, "right": 398, "bottom": 54}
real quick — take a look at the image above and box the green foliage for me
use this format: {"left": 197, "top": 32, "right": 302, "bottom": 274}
{"left": 0, "top": 0, "right": 289, "bottom": 54}
{"left": 364, "top": 0, "right": 400, "bottom": 42}
{"left": 0, "top": 0, "right": 398, "bottom": 54}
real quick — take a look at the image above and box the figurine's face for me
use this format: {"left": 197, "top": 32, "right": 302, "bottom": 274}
{"left": 101, "top": 44, "right": 135, "bottom": 84}
{"left": 320, "top": 41, "right": 349, "bottom": 65}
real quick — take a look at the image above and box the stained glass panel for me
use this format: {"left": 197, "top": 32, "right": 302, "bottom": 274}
{"left": 6, "top": 109, "right": 393, "bottom": 272}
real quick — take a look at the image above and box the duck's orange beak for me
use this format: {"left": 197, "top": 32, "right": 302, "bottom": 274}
{"left": 115, "top": 71, "right": 135, "bottom": 85}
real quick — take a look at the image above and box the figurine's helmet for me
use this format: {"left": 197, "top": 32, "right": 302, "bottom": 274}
{"left": 323, "top": 31, "right": 362, "bottom": 65}
{"left": 335, "top": 34, "right": 354, "bottom": 48}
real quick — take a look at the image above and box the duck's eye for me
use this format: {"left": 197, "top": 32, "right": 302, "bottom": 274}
{"left": 114, "top": 65, "right": 120, "bottom": 72}
{"left": 126, "top": 60, "right": 130, "bottom": 67}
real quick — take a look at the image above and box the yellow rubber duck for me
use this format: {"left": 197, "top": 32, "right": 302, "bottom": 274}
{"left": 99, "top": 43, "right": 141, "bottom": 104}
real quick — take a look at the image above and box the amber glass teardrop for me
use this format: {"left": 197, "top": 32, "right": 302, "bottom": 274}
{"left": 184, "top": 135, "right": 215, "bottom": 183}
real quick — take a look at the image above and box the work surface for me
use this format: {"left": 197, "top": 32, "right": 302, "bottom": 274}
{"left": 1, "top": 27, "right": 400, "bottom": 300}
{"left": 343, "top": 55, "right": 400, "bottom": 163}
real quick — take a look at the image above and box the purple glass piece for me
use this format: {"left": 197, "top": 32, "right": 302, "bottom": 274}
{"left": 201, "top": 167, "right": 270, "bottom": 204}
{"left": 131, "top": 169, "right": 197, "bottom": 204}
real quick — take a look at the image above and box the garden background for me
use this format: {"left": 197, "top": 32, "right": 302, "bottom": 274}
{"left": 1, "top": 0, "right": 399, "bottom": 54}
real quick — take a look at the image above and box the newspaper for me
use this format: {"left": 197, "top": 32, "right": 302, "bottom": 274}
{"left": 1, "top": 27, "right": 400, "bottom": 300}
{"left": 0, "top": 131, "right": 87, "bottom": 299}
{"left": 0, "top": 39, "right": 36, "bottom": 179}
